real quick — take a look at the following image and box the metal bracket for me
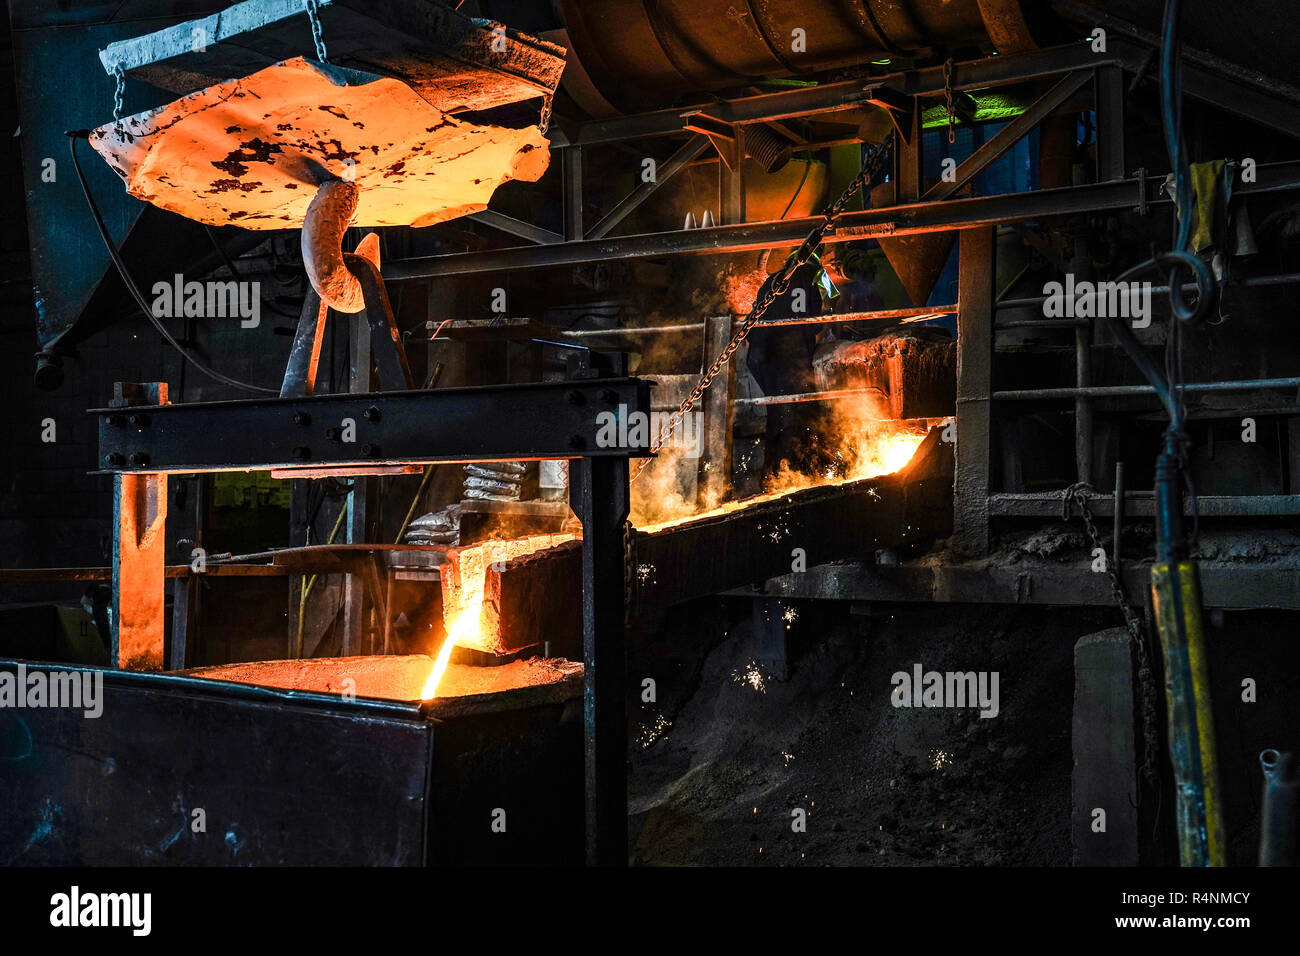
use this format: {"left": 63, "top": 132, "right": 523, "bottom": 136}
{"left": 681, "top": 110, "right": 741, "bottom": 171}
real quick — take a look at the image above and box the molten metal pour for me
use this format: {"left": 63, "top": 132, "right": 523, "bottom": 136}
{"left": 419, "top": 417, "right": 938, "bottom": 697}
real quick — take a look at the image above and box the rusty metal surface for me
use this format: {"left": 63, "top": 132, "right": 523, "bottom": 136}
{"left": 101, "top": 0, "right": 567, "bottom": 115}
{"left": 976, "top": 0, "right": 1041, "bottom": 54}
{"left": 89, "top": 57, "right": 551, "bottom": 230}
{"left": 557, "top": 0, "right": 1036, "bottom": 110}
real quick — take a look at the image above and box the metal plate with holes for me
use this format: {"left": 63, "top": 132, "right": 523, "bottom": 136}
{"left": 95, "top": 378, "right": 653, "bottom": 473}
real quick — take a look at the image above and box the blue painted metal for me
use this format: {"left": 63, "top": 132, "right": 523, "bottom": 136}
{"left": 7, "top": 2, "right": 260, "bottom": 375}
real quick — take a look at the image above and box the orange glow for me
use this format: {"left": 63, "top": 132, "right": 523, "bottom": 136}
{"left": 421, "top": 606, "right": 480, "bottom": 700}
{"left": 422, "top": 408, "right": 940, "bottom": 695}
{"left": 633, "top": 399, "right": 942, "bottom": 531}
{"left": 421, "top": 533, "right": 575, "bottom": 698}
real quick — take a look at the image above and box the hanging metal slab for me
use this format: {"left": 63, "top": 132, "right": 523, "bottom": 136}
{"left": 89, "top": 57, "right": 551, "bottom": 230}
{"left": 98, "top": 0, "right": 567, "bottom": 116}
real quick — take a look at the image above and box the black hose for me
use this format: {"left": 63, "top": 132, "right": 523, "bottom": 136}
{"left": 67, "top": 131, "right": 277, "bottom": 395}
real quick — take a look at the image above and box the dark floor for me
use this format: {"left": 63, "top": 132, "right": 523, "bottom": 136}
{"left": 628, "top": 598, "right": 1121, "bottom": 865}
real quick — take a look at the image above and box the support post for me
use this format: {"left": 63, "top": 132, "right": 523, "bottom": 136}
{"left": 572, "top": 455, "right": 629, "bottom": 866}
{"left": 722, "top": 127, "right": 746, "bottom": 225}
{"left": 343, "top": 295, "right": 372, "bottom": 656}
{"left": 111, "top": 382, "right": 168, "bottom": 670}
{"left": 168, "top": 575, "right": 194, "bottom": 671}
{"left": 1075, "top": 318, "right": 1094, "bottom": 485}
{"left": 1095, "top": 66, "right": 1127, "bottom": 182}
{"left": 563, "top": 146, "right": 584, "bottom": 241}
{"left": 954, "top": 227, "right": 995, "bottom": 555}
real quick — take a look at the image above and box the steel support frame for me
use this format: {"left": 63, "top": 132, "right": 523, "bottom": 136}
{"left": 96, "top": 379, "right": 652, "bottom": 474}
{"left": 387, "top": 33, "right": 1300, "bottom": 281}
{"left": 96, "top": 374, "right": 651, "bottom": 867}
{"left": 386, "top": 161, "right": 1300, "bottom": 280}
{"left": 561, "top": 40, "right": 1130, "bottom": 148}
{"left": 923, "top": 69, "right": 1093, "bottom": 202}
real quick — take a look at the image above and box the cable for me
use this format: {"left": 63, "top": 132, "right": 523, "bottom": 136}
{"left": 67, "top": 131, "right": 277, "bottom": 395}
{"left": 1097, "top": 0, "right": 1205, "bottom": 559}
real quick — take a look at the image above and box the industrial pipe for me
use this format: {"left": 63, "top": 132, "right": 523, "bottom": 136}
{"left": 993, "top": 271, "right": 1300, "bottom": 311}
{"left": 992, "top": 376, "right": 1300, "bottom": 401}
{"left": 555, "top": 0, "right": 1052, "bottom": 111}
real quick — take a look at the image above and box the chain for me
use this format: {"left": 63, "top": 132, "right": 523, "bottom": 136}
{"left": 539, "top": 94, "right": 553, "bottom": 135}
{"left": 112, "top": 61, "right": 125, "bottom": 120}
{"left": 1064, "top": 483, "right": 1160, "bottom": 793}
{"left": 305, "top": 0, "right": 330, "bottom": 63}
{"left": 943, "top": 59, "right": 957, "bottom": 145}
{"left": 622, "top": 519, "right": 635, "bottom": 628}
{"left": 629, "top": 133, "right": 894, "bottom": 483}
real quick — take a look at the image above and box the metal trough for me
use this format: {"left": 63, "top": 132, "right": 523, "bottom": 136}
{"left": 0, "top": 656, "right": 583, "bottom": 865}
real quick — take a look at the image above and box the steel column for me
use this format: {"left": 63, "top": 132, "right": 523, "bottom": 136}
{"left": 955, "top": 228, "right": 995, "bottom": 555}
{"left": 571, "top": 456, "right": 629, "bottom": 866}
{"left": 722, "top": 127, "right": 746, "bottom": 224}
{"left": 1095, "top": 66, "right": 1127, "bottom": 181}
{"left": 110, "top": 382, "right": 169, "bottom": 670}
{"left": 564, "top": 146, "right": 584, "bottom": 241}
{"left": 344, "top": 302, "right": 372, "bottom": 657}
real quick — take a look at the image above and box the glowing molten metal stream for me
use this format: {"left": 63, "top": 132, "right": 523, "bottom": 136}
{"left": 419, "top": 534, "right": 573, "bottom": 699}
{"left": 420, "top": 604, "right": 481, "bottom": 699}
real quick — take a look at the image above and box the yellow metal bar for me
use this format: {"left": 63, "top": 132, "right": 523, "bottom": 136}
{"left": 1151, "top": 561, "right": 1226, "bottom": 866}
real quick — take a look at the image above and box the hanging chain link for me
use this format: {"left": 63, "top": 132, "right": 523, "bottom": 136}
{"left": 538, "top": 94, "right": 553, "bottom": 135}
{"left": 630, "top": 133, "right": 895, "bottom": 483}
{"left": 1064, "top": 483, "right": 1160, "bottom": 793}
{"left": 112, "top": 61, "right": 126, "bottom": 120}
{"left": 305, "top": 0, "right": 330, "bottom": 63}
{"left": 622, "top": 519, "right": 635, "bottom": 628}
{"left": 943, "top": 58, "right": 957, "bottom": 145}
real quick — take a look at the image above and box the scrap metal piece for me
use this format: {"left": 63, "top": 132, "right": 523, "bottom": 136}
{"left": 89, "top": 57, "right": 551, "bottom": 231}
